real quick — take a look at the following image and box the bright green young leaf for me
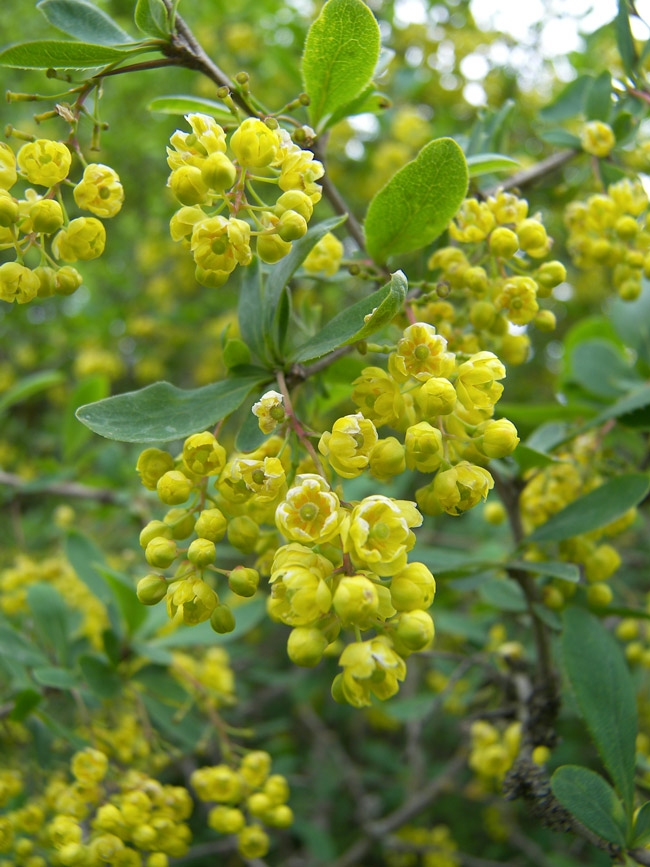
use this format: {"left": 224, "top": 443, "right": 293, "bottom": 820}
{"left": 27, "top": 584, "right": 71, "bottom": 667}
{"left": 562, "top": 607, "right": 637, "bottom": 811}
{"left": 223, "top": 339, "right": 252, "bottom": 369}
{"left": 506, "top": 560, "right": 580, "bottom": 583}
{"left": 36, "top": 0, "right": 134, "bottom": 45}
{"left": 467, "top": 153, "right": 520, "bottom": 177}
{"left": 0, "top": 40, "right": 142, "bottom": 69}
{"left": 147, "top": 95, "right": 234, "bottom": 124}
{"left": 291, "top": 271, "right": 407, "bottom": 363}
{"left": 616, "top": 0, "right": 637, "bottom": 78}
{"left": 134, "top": 0, "right": 169, "bottom": 38}
{"left": 79, "top": 654, "right": 121, "bottom": 699}
{"left": 633, "top": 801, "right": 650, "bottom": 845}
{"left": 551, "top": 765, "right": 626, "bottom": 845}
{"left": 324, "top": 83, "right": 390, "bottom": 129}
{"left": 264, "top": 214, "right": 347, "bottom": 349}
{"left": 302, "top": 0, "right": 381, "bottom": 129}
{"left": 76, "top": 374, "right": 267, "bottom": 442}
{"left": 364, "top": 138, "right": 468, "bottom": 263}
{"left": 529, "top": 473, "right": 649, "bottom": 543}
{"left": 0, "top": 370, "right": 65, "bottom": 415}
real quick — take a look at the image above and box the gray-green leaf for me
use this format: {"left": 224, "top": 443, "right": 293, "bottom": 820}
{"left": 76, "top": 375, "right": 268, "bottom": 442}
{"left": 37, "top": 0, "right": 134, "bottom": 45}
{"left": 0, "top": 40, "right": 141, "bottom": 69}
{"left": 364, "top": 138, "right": 468, "bottom": 263}
{"left": 562, "top": 607, "right": 637, "bottom": 812}
{"left": 302, "top": 0, "right": 381, "bottom": 129}
{"left": 551, "top": 765, "right": 627, "bottom": 845}
{"left": 528, "top": 473, "right": 649, "bottom": 543}
{"left": 291, "top": 270, "right": 407, "bottom": 363}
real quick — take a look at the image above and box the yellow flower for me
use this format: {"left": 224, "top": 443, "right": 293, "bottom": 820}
{"left": 352, "top": 366, "right": 408, "bottom": 428}
{"left": 414, "top": 377, "right": 457, "bottom": 418}
{"left": 318, "top": 413, "right": 378, "bottom": 479}
{"left": 486, "top": 191, "right": 528, "bottom": 226}
{"left": 268, "top": 543, "right": 333, "bottom": 626}
{"left": 405, "top": 422, "right": 444, "bottom": 473}
{"left": 73, "top": 164, "right": 124, "bottom": 218}
{"left": 391, "top": 323, "right": 456, "bottom": 383}
{"left": 495, "top": 277, "right": 539, "bottom": 325}
{"left": 17, "top": 139, "right": 71, "bottom": 187}
{"left": 170, "top": 205, "right": 206, "bottom": 242}
{"left": 337, "top": 637, "right": 407, "bottom": 707}
{"left": 182, "top": 431, "right": 227, "bottom": 476}
{"left": 333, "top": 574, "right": 379, "bottom": 626}
{"left": 191, "top": 216, "right": 251, "bottom": 273}
{"left": 369, "top": 437, "right": 406, "bottom": 481}
{"left": 167, "top": 112, "right": 227, "bottom": 170}
{"left": 52, "top": 217, "right": 106, "bottom": 262}
{"left": 230, "top": 118, "right": 279, "bottom": 167}
{"left": 455, "top": 352, "right": 506, "bottom": 411}
{"left": 0, "top": 262, "right": 39, "bottom": 304}
{"left": 343, "top": 495, "right": 422, "bottom": 577}
{"left": 580, "top": 120, "right": 615, "bottom": 158}
{"left": 230, "top": 456, "right": 287, "bottom": 502}
{"left": 136, "top": 448, "right": 174, "bottom": 490}
{"left": 278, "top": 146, "right": 324, "bottom": 202}
{"left": 166, "top": 577, "right": 218, "bottom": 625}
{"left": 431, "top": 462, "right": 494, "bottom": 515}
{"left": 390, "top": 562, "right": 436, "bottom": 611}
{"left": 0, "top": 143, "right": 17, "bottom": 190}
{"left": 303, "top": 232, "right": 343, "bottom": 276}
{"left": 275, "top": 474, "right": 344, "bottom": 544}
{"left": 449, "top": 198, "right": 495, "bottom": 243}
{"left": 252, "top": 390, "right": 285, "bottom": 433}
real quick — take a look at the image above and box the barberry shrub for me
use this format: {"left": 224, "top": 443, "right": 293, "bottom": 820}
{"left": 2, "top": 0, "right": 650, "bottom": 864}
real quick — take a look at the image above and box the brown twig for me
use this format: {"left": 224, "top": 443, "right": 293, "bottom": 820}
{"left": 0, "top": 470, "right": 121, "bottom": 505}
{"left": 485, "top": 150, "right": 578, "bottom": 196}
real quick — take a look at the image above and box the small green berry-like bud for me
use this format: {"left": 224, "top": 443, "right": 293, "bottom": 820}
{"left": 229, "top": 566, "right": 259, "bottom": 597}
{"left": 0, "top": 194, "right": 18, "bottom": 227}
{"left": 535, "top": 260, "right": 566, "bottom": 295}
{"left": 489, "top": 226, "right": 519, "bottom": 258}
{"left": 287, "top": 626, "right": 327, "bottom": 667}
{"left": 587, "top": 582, "right": 613, "bottom": 608}
{"left": 163, "top": 508, "right": 195, "bottom": 540}
{"left": 480, "top": 418, "right": 520, "bottom": 459}
{"left": 210, "top": 603, "right": 236, "bottom": 634}
{"left": 395, "top": 609, "right": 435, "bottom": 651}
{"left": 534, "top": 309, "right": 557, "bottom": 332}
{"left": 30, "top": 199, "right": 64, "bottom": 233}
{"left": 136, "top": 448, "right": 174, "bottom": 491}
{"left": 145, "top": 537, "right": 177, "bottom": 569}
{"left": 54, "top": 265, "right": 83, "bottom": 296}
{"left": 227, "top": 515, "right": 259, "bottom": 553}
{"left": 200, "top": 152, "right": 237, "bottom": 192}
{"left": 139, "top": 520, "right": 173, "bottom": 549}
{"left": 266, "top": 805, "right": 294, "bottom": 828}
{"left": 208, "top": 806, "right": 245, "bottom": 834}
{"left": 195, "top": 507, "right": 228, "bottom": 542}
{"left": 277, "top": 209, "right": 308, "bottom": 242}
{"left": 236, "top": 71, "right": 249, "bottom": 84}
{"left": 257, "top": 232, "right": 292, "bottom": 264}
{"left": 156, "top": 470, "right": 193, "bottom": 505}
{"left": 34, "top": 265, "right": 57, "bottom": 298}
{"left": 188, "top": 538, "right": 216, "bottom": 567}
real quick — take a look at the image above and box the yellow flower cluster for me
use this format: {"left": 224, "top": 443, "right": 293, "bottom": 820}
{"left": 520, "top": 434, "right": 634, "bottom": 610}
{"left": 565, "top": 177, "right": 650, "bottom": 301}
{"left": 387, "top": 824, "right": 461, "bottom": 867}
{"left": 167, "top": 113, "right": 332, "bottom": 287}
{"left": 420, "top": 191, "right": 566, "bottom": 365}
{"left": 0, "top": 139, "right": 123, "bottom": 305}
{"left": 468, "top": 720, "right": 521, "bottom": 786}
{"left": 191, "top": 751, "right": 293, "bottom": 859}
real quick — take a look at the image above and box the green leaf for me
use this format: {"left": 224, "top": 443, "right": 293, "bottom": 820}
{"left": 65, "top": 530, "right": 112, "bottom": 603}
{"left": 94, "top": 566, "right": 147, "bottom": 636}
{"left": 551, "top": 765, "right": 626, "bottom": 845}
{"left": 36, "top": 0, "right": 134, "bottom": 45}
{"left": 223, "top": 339, "right": 252, "bottom": 369}
{"left": 610, "top": 279, "right": 650, "bottom": 365}
{"left": 76, "top": 375, "right": 267, "bottom": 442}
{"left": 529, "top": 474, "right": 649, "bottom": 543}
{"left": 539, "top": 129, "right": 582, "bottom": 148}
{"left": 569, "top": 338, "right": 640, "bottom": 399}
{"left": 134, "top": 0, "right": 169, "bottom": 38}
{"left": 33, "top": 667, "right": 79, "bottom": 689}
{"left": 302, "top": 0, "right": 381, "bottom": 128}
{"left": 150, "top": 597, "right": 266, "bottom": 649}
{"left": 11, "top": 690, "right": 42, "bottom": 722}
{"left": 264, "top": 214, "right": 347, "bottom": 347}
{"left": 506, "top": 560, "right": 580, "bottom": 583}
{"left": 585, "top": 71, "right": 612, "bottom": 121}
{"left": 291, "top": 271, "right": 407, "bottom": 363}
{"left": 511, "top": 444, "right": 557, "bottom": 473}
{"left": 238, "top": 260, "right": 270, "bottom": 365}
{"left": 324, "top": 83, "right": 390, "bottom": 129}
{"left": 78, "top": 654, "right": 121, "bottom": 699}
{"left": 562, "top": 607, "right": 637, "bottom": 811}
{"left": 27, "top": 584, "right": 71, "bottom": 667}
{"left": 0, "top": 370, "right": 65, "bottom": 415}
{"left": 467, "top": 153, "right": 520, "bottom": 177}
{"left": 235, "top": 390, "right": 269, "bottom": 453}
{"left": 616, "top": 0, "right": 637, "bottom": 78}
{"left": 540, "top": 75, "right": 594, "bottom": 122}
{"left": 479, "top": 578, "right": 527, "bottom": 612}
{"left": 62, "top": 375, "right": 109, "bottom": 462}
{"left": 141, "top": 694, "right": 205, "bottom": 749}
{"left": 633, "top": 801, "right": 650, "bottom": 845}
{"left": 147, "top": 95, "right": 234, "bottom": 124}
{"left": 0, "top": 40, "right": 141, "bottom": 69}
{"left": 364, "top": 138, "right": 468, "bottom": 263}
{"left": 383, "top": 694, "right": 435, "bottom": 722}
{"left": 0, "top": 625, "right": 48, "bottom": 667}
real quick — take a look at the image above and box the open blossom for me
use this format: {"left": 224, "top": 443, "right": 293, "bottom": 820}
{"left": 336, "top": 637, "right": 407, "bottom": 707}
{"left": 167, "top": 113, "right": 227, "bottom": 170}
{"left": 252, "top": 391, "right": 285, "bottom": 434}
{"left": 268, "top": 543, "right": 333, "bottom": 626}
{"left": 455, "top": 352, "right": 506, "bottom": 411}
{"left": 275, "top": 474, "right": 344, "bottom": 544}
{"left": 391, "top": 323, "right": 456, "bottom": 383}
{"left": 318, "top": 413, "right": 378, "bottom": 479}
{"left": 342, "top": 495, "right": 422, "bottom": 577}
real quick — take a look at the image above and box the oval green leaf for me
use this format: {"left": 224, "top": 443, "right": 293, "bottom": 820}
{"left": 467, "top": 152, "right": 520, "bottom": 177}
{"left": 291, "top": 271, "right": 407, "bottom": 363}
{"left": 37, "top": 0, "right": 134, "bottom": 45}
{"left": 302, "top": 0, "right": 381, "bottom": 128}
{"left": 529, "top": 473, "right": 649, "bottom": 543}
{"left": 0, "top": 39, "right": 142, "bottom": 69}
{"left": 76, "top": 375, "right": 268, "bottom": 442}
{"left": 364, "top": 138, "right": 468, "bottom": 263}
{"left": 148, "top": 95, "right": 234, "bottom": 124}
{"left": 551, "top": 765, "right": 626, "bottom": 846}
{"left": 562, "top": 607, "right": 637, "bottom": 812}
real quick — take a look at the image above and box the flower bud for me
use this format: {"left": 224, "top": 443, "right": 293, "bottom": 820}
{"left": 369, "top": 437, "right": 406, "bottom": 481}
{"left": 466, "top": 265, "right": 488, "bottom": 294}
{"left": 54, "top": 265, "right": 83, "bottom": 296}
{"left": 188, "top": 538, "right": 216, "bottom": 567}
{"left": 581, "top": 120, "right": 615, "bottom": 157}
{"left": 480, "top": 418, "right": 519, "bottom": 458}
{"left": 169, "top": 165, "right": 209, "bottom": 205}
{"left": 229, "top": 566, "right": 260, "bottom": 597}
{"left": 395, "top": 609, "right": 434, "bottom": 651}
{"left": 200, "top": 152, "right": 237, "bottom": 191}
{"left": 139, "top": 520, "right": 173, "bottom": 548}
{"left": 517, "top": 219, "right": 548, "bottom": 253}
{"left": 286, "top": 626, "right": 328, "bottom": 667}
{"left": 237, "top": 825, "right": 270, "bottom": 859}
{"left": 210, "top": 603, "right": 236, "bottom": 633}
{"left": 265, "top": 805, "right": 294, "bottom": 828}
{"left": 227, "top": 515, "right": 259, "bottom": 553}
{"left": 137, "top": 574, "right": 168, "bottom": 605}
{"left": 587, "top": 582, "right": 613, "bottom": 607}
{"left": 230, "top": 118, "right": 278, "bottom": 167}
{"left": 208, "top": 806, "right": 245, "bottom": 834}
{"left": 277, "top": 209, "right": 308, "bottom": 241}
{"left": 484, "top": 502, "right": 506, "bottom": 525}
{"left": 194, "top": 508, "right": 228, "bottom": 542}
{"left": 405, "top": 422, "right": 444, "bottom": 472}
{"left": 247, "top": 793, "right": 272, "bottom": 818}
{"left": 469, "top": 300, "right": 496, "bottom": 330}
{"left": 136, "top": 447, "right": 174, "bottom": 491}
{"left": 535, "top": 260, "right": 566, "bottom": 293}
{"left": 534, "top": 309, "right": 557, "bottom": 332}
{"left": 489, "top": 227, "right": 518, "bottom": 258}
{"left": 164, "top": 507, "right": 195, "bottom": 540}
{"left": 0, "top": 194, "right": 18, "bottom": 227}
{"left": 30, "top": 199, "right": 63, "bottom": 233}
{"left": 0, "top": 262, "right": 39, "bottom": 304}
{"left": 415, "top": 377, "right": 457, "bottom": 417}
{"left": 333, "top": 575, "right": 379, "bottom": 626}
{"left": 145, "top": 537, "right": 177, "bottom": 569}
{"left": 274, "top": 190, "right": 313, "bottom": 221}
{"left": 390, "top": 562, "right": 436, "bottom": 611}
{"left": 183, "top": 431, "right": 226, "bottom": 476}
{"left": 257, "top": 232, "right": 292, "bottom": 263}
{"left": 34, "top": 265, "right": 57, "bottom": 298}
{"left": 157, "top": 470, "right": 193, "bottom": 505}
